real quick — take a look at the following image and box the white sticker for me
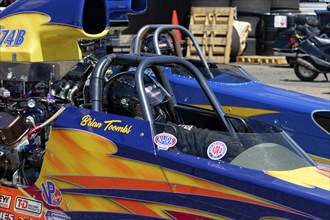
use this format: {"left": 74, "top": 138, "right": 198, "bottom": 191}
{"left": 274, "top": 15, "right": 287, "bottom": 28}
{"left": 154, "top": 133, "right": 177, "bottom": 150}
{"left": 0, "top": 194, "right": 11, "bottom": 209}
{"left": 207, "top": 141, "right": 227, "bottom": 160}
{"left": 14, "top": 196, "right": 43, "bottom": 217}
{"left": 45, "top": 210, "right": 71, "bottom": 220}
{"left": 178, "top": 124, "right": 194, "bottom": 131}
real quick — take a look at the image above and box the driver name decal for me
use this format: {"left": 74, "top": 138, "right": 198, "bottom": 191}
{"left": 104, "top": 120, "right": 132, "bottom": 133}
{"left": 80, "top": 115, "right": 132, "bottom": 134}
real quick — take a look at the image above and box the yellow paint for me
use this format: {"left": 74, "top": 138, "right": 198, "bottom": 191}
{"left": 63, "top": 194, "right": 128, "bottom": 213}
{"left": 35, "top": 129, "right": 170, "bottom": 211}
{"left": 163, "top": 168, "right": 272, "bottom": 205}
{"left": 32, "top": 129, "right": 329, "bottom": 217}
{"left": 0, "top": 13, "right": 108, "bottom": 62}
{"left": 145, "top": 202, "right": 230, "bottom": 219}
{"left": 309, "top": 154, "right": 330, "bottom": 165}
{"left": 37, "top": 129, "right": 166, "bottom": 180}
{"left": 191, "top": 104, "right": 279, "bottom": 117}
{"left": 266, "top": 166, "right": 330, "bottom": 190}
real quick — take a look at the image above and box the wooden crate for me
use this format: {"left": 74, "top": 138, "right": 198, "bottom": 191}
{"left": 186, "top": 7, "right": 235, "bottom": 64}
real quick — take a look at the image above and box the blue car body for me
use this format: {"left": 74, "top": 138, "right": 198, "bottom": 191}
{"left": 157, "top": 63, "right": 330, "bottom": 164}
{"left": 0, "top": 1, "right": 329, "bottom": 218}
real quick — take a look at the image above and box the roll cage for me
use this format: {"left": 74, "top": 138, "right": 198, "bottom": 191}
{"left": 90, "top": 53, "right": 236, "bottom": 134}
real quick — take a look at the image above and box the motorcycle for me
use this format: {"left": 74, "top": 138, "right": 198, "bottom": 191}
{"left": 294, "top": 31, "right": 330, "bottom": 81}
{"left": 273, "top": 14, "right": 326, "bottom": 67}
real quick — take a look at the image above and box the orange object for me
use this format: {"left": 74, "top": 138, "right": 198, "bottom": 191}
{"left": 171, "top": 10, "right": 182, "bottom": 41}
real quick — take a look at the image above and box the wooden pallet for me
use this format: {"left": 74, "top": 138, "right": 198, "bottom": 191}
{"left": 186, "top": 7, "right": 235, "bottom": 64}
{"left": 236, "top": 56, "right": 288, "bottom": 65}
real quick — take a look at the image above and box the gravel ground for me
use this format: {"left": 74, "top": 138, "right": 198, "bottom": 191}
{"left": 236, "top": 63, "right": 330, "bottom": 100}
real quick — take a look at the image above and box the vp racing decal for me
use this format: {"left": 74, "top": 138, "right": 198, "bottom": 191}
{"left": 41, "top": 180, "right": 63, "bottom": 207}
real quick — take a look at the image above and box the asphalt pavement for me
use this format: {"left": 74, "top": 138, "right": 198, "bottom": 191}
{"left": 235, "top": 63, "right": 330, "bottom": 100}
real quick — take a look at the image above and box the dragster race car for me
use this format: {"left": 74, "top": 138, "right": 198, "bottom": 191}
{"left": 0, "top": 0, "right": 330, "bottom": 219}
{"left": 131, "top": 24, "right": 330, "bottom": 165}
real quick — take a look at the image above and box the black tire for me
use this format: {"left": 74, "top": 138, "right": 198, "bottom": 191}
{"left": 270, "top": 9, "right": 301, "bottom": 15}
{"left": 294, "top": 63, "right": 319, "bottom": 81}
{"left": 231, "top": 0, "right": 271, "bottom": 15}
{"left": 230, "top": 27, "right": 240, "bottom": 62}
{"left": 237, "top": 14, "right": 262, "bottom": 38}
{"left": 257, "top": 41, "right": 275, "bottom": 56}
{"left": 191, "top": 0, "right": 230, "bottom": 7}
{"left": 243, "top": 37, "right": 257, "bottom": 55}
{"left": 271, "top": 0, "right": 299, "bottom": 10}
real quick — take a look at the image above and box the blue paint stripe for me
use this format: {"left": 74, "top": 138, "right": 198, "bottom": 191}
{"left": 59, "top": 188, "right": 318, "bottom": 219}
{"left": 66, "top": 211, "right": 166, "bottom": 220}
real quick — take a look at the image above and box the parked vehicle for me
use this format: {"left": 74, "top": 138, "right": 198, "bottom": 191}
{"left": 294, "top": 32, "right": 330, "bottom": 81}
{"left": 0, "top": 1, "right": 330, "bottom": 219}
{"left": 273, "top": 13, "right": 328, "bottom": 67}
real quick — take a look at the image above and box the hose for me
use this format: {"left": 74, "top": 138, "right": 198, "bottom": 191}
{"left": 28, "top": 106, "right": 65, "bottom": 138}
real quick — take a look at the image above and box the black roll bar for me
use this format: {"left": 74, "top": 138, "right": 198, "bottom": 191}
{"left": 135, "top": 55, "right": 234, "bottom": 133}
{"left": 90, "top": 53, "right": 235, "bottom": 133}
{"left": 132, "top": 24, "right": 214, "bottom": 79}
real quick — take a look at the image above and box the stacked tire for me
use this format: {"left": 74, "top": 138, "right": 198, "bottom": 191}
{"left": 260, "top": 0, "right": 300, "bottom": 55}
{"left": 191, "top": 0, "right": 230, "bottom": 7}
{"left": 232, "top": 0, "right": 300, "bottom": 55}
{"left": 271, "top": 0, "right": 300, "bottom": 14}
{"left": 231, "top": 0, "right": 271, "bottom": 55}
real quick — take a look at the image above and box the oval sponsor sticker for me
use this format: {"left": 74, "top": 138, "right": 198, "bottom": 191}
{"left": 41, "top": 180, "right": 63, "bottom": 207}
{"left": 207, "top": 141, "right": 227, "bottom": 160}
{"left": 154, "top": 133, "right": 177, "bottom": 150}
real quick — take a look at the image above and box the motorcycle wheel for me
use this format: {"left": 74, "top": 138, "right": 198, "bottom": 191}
{"left": 294, "top": 63, "right": 319, "bottom": 81}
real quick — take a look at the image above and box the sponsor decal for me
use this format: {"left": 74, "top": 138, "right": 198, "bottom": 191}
{"left": 128, "top": 66, "right": 155, "bottom": 77}
{"left": 0, "top": 26, "right": 26, "bottom": 47}
{"left": 45, "top": 210, "right": 71, "bottom": 220}
{"left": 154, "top": 133, "right": 177, "bottom": 150}
{"left": 178, "top": 124, "right": 194, "bottom": 131}
{"left": 41, "top": 180, "right": 63, "bottom": 207}
{"left": 18, "top": 217, "right": 34, "bottom": 220}
{"left": 0, "top": 194, "right": 11, "bottom": 209}
{"left": 14, "top": 197, "right": 42, "bottom": 218}
{"left": 207, "top": 141, "right": 227, "bottom": 160}
{"left": 0, "top": 212, "right": 14, "bottom": 220}
{"left": 80, "top": 115, "right": 132, "bottom": 134}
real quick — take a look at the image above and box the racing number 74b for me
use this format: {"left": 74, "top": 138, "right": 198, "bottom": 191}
{"left": 0, "top": 27, "right": 26, "bottom": 47}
